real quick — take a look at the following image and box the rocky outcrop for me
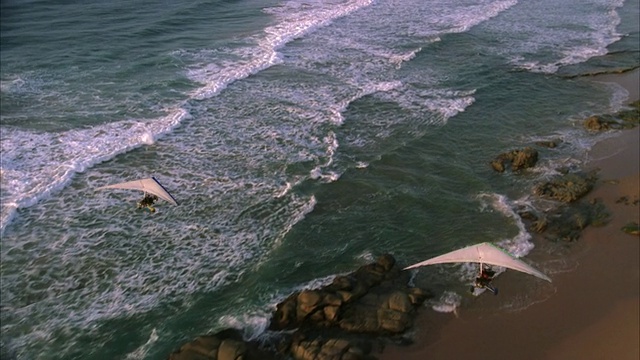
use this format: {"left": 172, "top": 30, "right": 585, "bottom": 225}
{"left": 583, "top": 115, "right": 612, "bottom": 131}
{"left": 168, "top": 329, "right": 276, "bottom": 360}
{"left": 270, "top": 254, "right": 429, "bottom": 335}
{"left": 617, "top": 100, "right": 640, "bottom": 126}
{"left": 560, "top": 66, "right": 640, "bottom": 78}
{"left": 517, "top": 198, "right": 610, "bottom": 242}
{"left": 583, "top": 100, "right": 640, "bottom": 131}
{"left": 491, "top": 147, "right": 539, "bottom": 172}
{"left": 287, "top": 333, "right": 378, "bottom": 360}
{"left": 533, "top": 172, "right": 597, "bottom": 203}
{"left": 169, "top": 255, "right": 431, "bottom": 360}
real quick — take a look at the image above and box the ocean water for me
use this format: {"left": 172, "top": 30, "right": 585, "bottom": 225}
{"left": 1, "top": 0, "right": 638, "bottom": 358}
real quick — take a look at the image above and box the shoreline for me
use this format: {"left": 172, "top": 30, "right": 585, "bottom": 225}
{"left": 166, "top": 61, "right": 639, "bottom": 360}
{"left": 379, "top": 71, "right": 639, "bottom": 359}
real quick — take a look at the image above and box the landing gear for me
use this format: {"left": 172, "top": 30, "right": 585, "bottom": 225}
{"left": 137, "top": 193, "right": 158, "bottom": 213}
{"left": 470, "top": 283, "right": 499, "bottom": 295}
{"left": 471, "top": 263, "right": 498, "bottom": 295}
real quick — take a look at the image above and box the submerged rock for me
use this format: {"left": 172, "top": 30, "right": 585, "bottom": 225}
{"left": 535, "top": 139, "right": 562, "bottom": 148}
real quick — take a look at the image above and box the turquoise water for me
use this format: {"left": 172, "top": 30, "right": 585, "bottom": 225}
{"left": 1, "top": 0, "right": 638, "bottom": 359}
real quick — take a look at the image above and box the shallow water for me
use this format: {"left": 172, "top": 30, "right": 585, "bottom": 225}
{"left": 1, "top": 0, "right": 638, "bottom": 358}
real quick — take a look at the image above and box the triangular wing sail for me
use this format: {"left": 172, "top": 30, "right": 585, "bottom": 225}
{"left": 97, "top": 177, "right": 179, "bottom": 205}
{"left": 404, "top": 242, "right": 551, "bottom": 282}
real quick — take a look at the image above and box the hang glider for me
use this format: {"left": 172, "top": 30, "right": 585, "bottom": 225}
{"left": 97, "top": 176, "right": 179, "bottom": 206}
{"left": 404, "top": 242, "right": 551, "bottom": 283}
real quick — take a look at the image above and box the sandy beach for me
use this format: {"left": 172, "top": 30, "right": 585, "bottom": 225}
{"left": 380, "top": 71, "right": 640, "bottom": 360}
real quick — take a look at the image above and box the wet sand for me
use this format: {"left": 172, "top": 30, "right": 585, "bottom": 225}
{"left": 380, "top": 71, "right": 640, "bottom": 360}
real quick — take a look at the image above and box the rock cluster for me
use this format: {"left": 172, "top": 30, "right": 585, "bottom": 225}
{"left": 270, "top": 254, "right": 429, "bottom": 334}
{"left": 533, "top": 172, "right": 597, "bottom": 203}
{"left": 169, "top": 329, "right": 276, "bottom": 360}
{"left": 168, "top": 255, "right": 431, "bottom": 360}
{"left": 168, "top": 99, "right": 639, "bottom": 360}
{"left": 521, "top": 171, "right": 607, "bottom": 242}
{"left": 288, "top": 334, "right": 377, "bottom": 360}
{"left": 490, "top": 147, "right": 539, "bottom": 172}
{"left": 489, "top": 137, "right": 606, "bottom": 242}
{"left": 583, "top": 100, "right": 640, "bottom": 131}
{"left": 517, "top": 197, "right": 610, "bottom": 242}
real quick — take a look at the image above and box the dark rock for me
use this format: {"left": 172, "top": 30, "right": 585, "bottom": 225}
{"left": 583, "top": 115, "right": 611, "bottom": 131}
{"left": 171, "top": 255, "right": 431, "bottom": 360}
{"left": 520, "top": 198, "right": 610, "bottom": 242}
{"left": 616, "top": 195, "right": 630, "bottom": 204}
{"left": 297, "top": 290, "right": 322, "bottom": 320}
{"left": 511, "top": 147, "right": 539, "bottom": 171}
{"left": 375, "top": 254, "right": 395, "bottom": 272}
{"left": 385, "top": 291, "right": 412, "bottom": 313}
{"left": 376, "top": 308, "right": 412, "bottom": 333}
{"left": 583, "top": 101, "right": 639, "bottom": 131}
{"left": 491, "top": 159, "right": 506, "bottom": 172}
{"left": 218, "top": 339, "right": 247, "bottom": 360}
{"left": 337, "top": 290, "right": 415, "bottom": 334}
{"left": 533, "top": 172, "right": 597, "bottom": 203}
{"left": 621, "top": 222, "right": 640, "bottom": 236}
{"left": 491, "top": 147, "right": 539, "bottom": 172}
{"left": 289, "top": 334, "right": 375, "bottom": 360}
{"left": 324, "top": 305, "right": 340, "bottom": 322}
{"left": 331, "top": 276, "right": 354, "bottom": 291}
{"left": 269, "top": 254, "right": 422, "bottom": 333}
{"left": 535, "top": 139, "right": 561, "bottom": 148}
{"left": 168, "top": 329, "right": 275, "bottom": 360}
{"left": 615, "top": 100, "right": 640, "bottom": 127}
{"left": 406, "top": 287, "right": 430, "bottom": 305}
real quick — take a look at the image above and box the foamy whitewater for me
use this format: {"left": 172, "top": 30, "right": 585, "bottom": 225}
{"left": 1, "top": 0, "right": 638, "bottom": 358}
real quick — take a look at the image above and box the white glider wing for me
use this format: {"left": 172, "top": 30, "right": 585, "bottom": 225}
{"left": 404, "top": 242, "right": 551, "bottom": 282}
{"left": 97, "top": 177, "right": 179, "bottom": 205}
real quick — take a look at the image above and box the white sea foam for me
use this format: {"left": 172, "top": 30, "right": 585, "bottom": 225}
{"left": 598, "top": 80, "right": 633, "bottom": 110}
{"left": 1, "top": 0, "right": 377, "bottom": 234}
{"left": 219, "top": 314, "right": 270, "bottom": 341}
{"left": 426, "top": 192, "right": 545, "bottom": 311}
{"left": 436, "top": 0, "right": 518, "bottom": 35}
{"left": 0, "top": 108, "right": 189, "bottom": 234}
{"left": 431, "top": 291, "right": 462, "bottom": 313}
{"left": 1, "top": 162, "right": 318, "bottom": 356}
{"left": 499, "top": 0, "right": 625, "bottom": 73}
{"left": 477, "top": 192, "right": 533, "bottom": 257}
{"left": 124, "top": 328, "right": 159, "bottom": 360}
{"left": 1, "top": 0, "right": 628, "bottom": 357}
{"left": 187, "top": 0, "right": 374, "bottom": 100}
{"left": 289, "top": 274, "right": 339, "bottom": 295}
{"left": 356, "top": 251, "right": 376, "bottom": 264}
{"left": 377, "top": 88, "right": 477, "bottom": 122}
